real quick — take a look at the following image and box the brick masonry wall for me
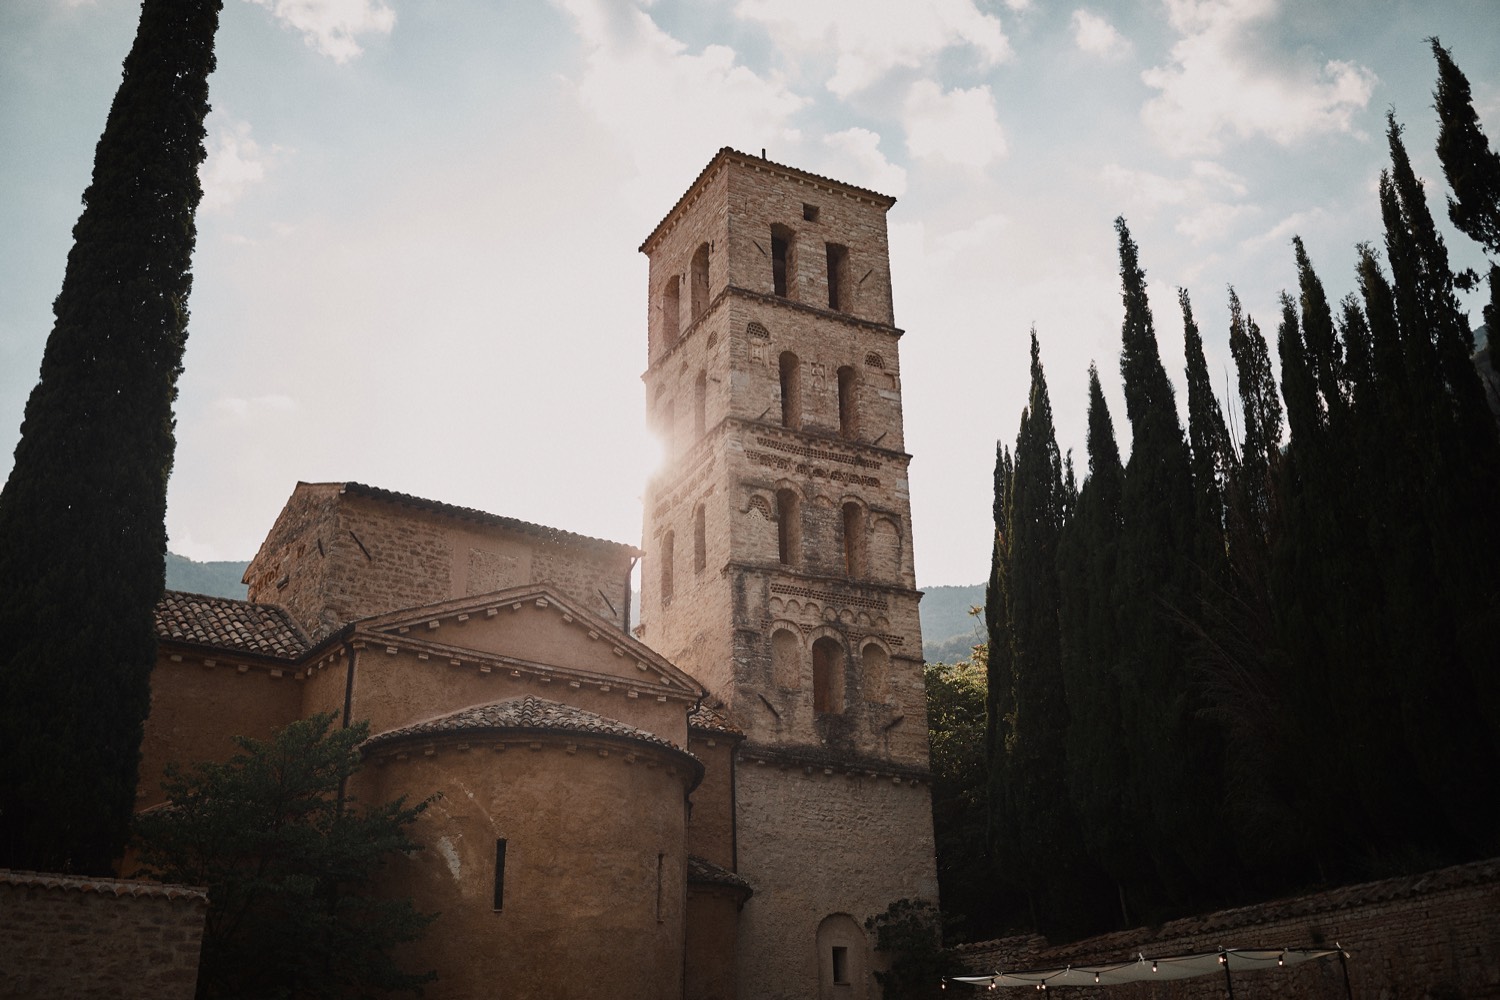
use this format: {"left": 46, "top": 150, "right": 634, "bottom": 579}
{"left": 954, "top": 859, "right": 1500, "bottom": 1000}
{"left": 0, "top": 871, "right": 207, "bottom": 1000}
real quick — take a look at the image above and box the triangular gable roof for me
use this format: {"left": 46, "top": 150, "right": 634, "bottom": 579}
{"left": 350, "top": 583, "right": 703, "bottom": 699}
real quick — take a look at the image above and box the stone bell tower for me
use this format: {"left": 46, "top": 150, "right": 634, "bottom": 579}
{"left": 639, "top": 148, "right": 937, "bottom": 1000}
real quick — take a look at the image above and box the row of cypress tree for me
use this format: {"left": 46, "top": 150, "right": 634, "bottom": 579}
{"left": 982, "top": 41, "right": 1500, "bottom": 940}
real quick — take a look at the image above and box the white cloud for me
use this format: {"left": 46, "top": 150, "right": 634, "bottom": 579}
{"left": 1102, "top": 160, "right": 1254, "bottom": 243}
{"left": 1141, "top": 0, "right": 1377, "bottom": 155}
{"left": 1070, "top": 9, "right": 1127, "bottom": 58}
{"left": 199, "top": 117, "right": 286, "bottom": 214}
{"left": 822, "top": 129, "right": 908, "bottom": 197}
{"left": 245, "top": 0, "right": 395, "bottom": 64}
{"left": 735, "top": 0, "right": 1010, "bottom": 98}
{"left": 552, "top": 0, "right": 808, "bottom": 206}
{"left": 1243, "top": 207, "right": 1330, "bottom": 253}
{"left": 902, "top": 80, "right": 1008, "bottom": 167}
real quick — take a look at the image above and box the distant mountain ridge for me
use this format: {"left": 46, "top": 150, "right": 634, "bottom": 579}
{"left": 166, "top": 551, "right": 986, "bottom": 662}
{"left": 165, "top": 552, "right": 248, "bottom": 600}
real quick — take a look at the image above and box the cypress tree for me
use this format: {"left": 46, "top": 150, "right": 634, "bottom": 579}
{"left": 1432, "top": 39, "right": 1500, "bottom": 258}
{"left": 997, "top": 332, "right": 1097, "bottom": 935}
{"left": 1179, "top": 289, "right": 1233, "bottom": 581}
{"left": 1111, "top": 220, "right": 1222, "bottom": 908}
{"left": 0, "top": 0, "right": 222, "bottom": 873}
{"left": 1057, "top": 365, "right": 1141, "bottom": 926}
{"left": 983, "top": 442, "right": 1021, "bottom": 913}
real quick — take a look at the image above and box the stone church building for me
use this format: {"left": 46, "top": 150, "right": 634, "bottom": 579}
{"left": 142, "top": 149, "right": 938, "bottom": 999}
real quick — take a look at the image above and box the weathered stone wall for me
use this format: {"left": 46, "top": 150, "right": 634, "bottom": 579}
{"left": 0, "top": 871, "right": 207, "bottom": 1000}
{"left": 247, "top": 484, "right": 633, "bottom": 643}
{"left": 955, "top": 859, "right": 1500, "bottom": 1000}
{"left": 363, "top": 731, "right": 695, "bottom": 1000}
{"left": 687, "top": 734, "right": 739, "bottom": 871}
{"left": 732, "top": 764, "right": 938, "bottom": 1000}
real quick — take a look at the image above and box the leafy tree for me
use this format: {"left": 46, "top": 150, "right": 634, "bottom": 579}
{"left": 924, "top": 653, "right": 994, "bottom": 940}
{"left": 865, "top": 898, "right": 953, "bottom": 1000}
{"left": 0, "top": 0, "right": 221, "bottom": 873}
{"left": 134, "top": 714, "right": 436, "bottom": 1000}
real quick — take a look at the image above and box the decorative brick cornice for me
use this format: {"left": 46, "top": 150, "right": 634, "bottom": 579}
{"left": 0, "top": 869, "right": 207, "bottom": 904}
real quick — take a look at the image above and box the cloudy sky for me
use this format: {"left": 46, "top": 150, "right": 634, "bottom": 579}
{"left": 2, "top": 0, "right": 1497, "bottom": 588}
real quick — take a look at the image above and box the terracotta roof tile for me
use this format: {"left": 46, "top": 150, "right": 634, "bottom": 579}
{"left": 155, "top": 591, "right": 309, "bottom": 660}
{"left": 366, "top": 695, "right": 683, "bottom": 753}
{"left": 687, "top": 854, "right": 752, "bottom": 891}
{"left": 0, "top": 869, "right": 207, "bottom": 903}
{"left": 689, "top": 703, "right": 744, "bottom": 737}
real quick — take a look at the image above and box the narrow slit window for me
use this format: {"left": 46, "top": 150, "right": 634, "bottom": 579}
{"left": 842, "top": 502, "right": 864, "bottom": 577}
{"left": 779, "top": 352, "right": 801, "bottom": 429}
{"left": 771, "top": 224, "right": 794, "bottom": 298}
{"left": 656, "top": 852, "right": 665, "bottom": 923}
{"left": 693, "top": 370, "right": 707, "bottom": 440}
{"left": 690, "top": 243, "right": 710, "bottom": 321}
{"left": 693, "top": 504, "right": 706, "bottom": 574}
{"left": 826, "top": 243, "right": 849, "bottom": 310}
{"left": 812, "top": 636, "right": 844, "bottom": 714}
{"left": 776, "top": 489, "right": 799, "bottom": 566}
{"left": 837, "top": 365, "right": 857, "bottom": 438}
{"left": 662, "top": 275, "right": 680, "bottom": 347}
{"left": 661, "top": 530, "right": 675, "bottom": 603}
{"left": 493, "top": 838, "right": 507, "bottom": 911}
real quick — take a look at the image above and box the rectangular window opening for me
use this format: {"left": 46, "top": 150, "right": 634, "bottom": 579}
{"left": 826, "top": 243, "right": 849, "bottom": 311}
{"left": 832, "top": 946, "right": 849, "bottom": 985}
{"left": 493, "top": 838, "right": 507, "bottom": 911}
{"left": 803, "top": 203, "right": 820, "bottom": 222}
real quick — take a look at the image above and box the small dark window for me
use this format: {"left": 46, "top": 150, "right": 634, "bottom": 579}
{"left": 826, "top": 243, "right": 849, "bottom": 310}
{"left": 493, "top": 838, "right": 507, "bottom": 911}
{"left": 771, "top": 224, "right": 794, "bottom": 298}
{"left": 803, "top": 203, "right": 820, "bottom": 222}
{"left": 832, "top": 946, "right": 849, "bottom": 984}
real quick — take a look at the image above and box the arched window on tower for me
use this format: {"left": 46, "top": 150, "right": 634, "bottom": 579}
{"left": 776, "top": 489, "right": 800, "bottom": 566}
{"left": 837, "top": 365, "right": 857, "bottom": 439}
{"left": 779, "top": 352, "right": 801, "bottom": 429}
{"left": 861, "top": 641, "right": 890, "bottom": 704}
{"left": 690, "top": 243, "right": 710, "bottom": 321}
{"left": 661, "top": 275, "right": 680, "bottom": 348}
{"left": 693, "top": 370, "right": 707, "bottom": 440}
{"left": 771, "top": 224, "right": 795, "bottom": 298}
{"left": 693, "top": 503, "right": 706, "bottom": 574}
{"left": 842, "top": 502, "right": 864, "bottom": 577}
{"left": 772, "top": 628, "right": 801, "bottom": 690}
{"left": 812, "top": 637, "right": 844, "bottom": 715}
{"left": 660, "top": 530, "right": 675, "bottom": 603}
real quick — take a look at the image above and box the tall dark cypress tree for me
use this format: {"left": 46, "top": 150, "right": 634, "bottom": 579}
{"left": 995, "top": 332, "right": 1097, "bottom": 935}
{"left": 1056, "top": 365, "right": 1140, "bottom": 926}
{"left": 984, "top": 441, "right": 1021, "bottom": 913}
{"left": 1179, "top": 289, "right": 1234, "bottom": 582}
{"left": 1431, "top": 38, "right": 1500, "bottom": 362}
{"left": 0, "top": 0, "right": 222, "bottom": 873}
{"left": 1111, "top": 220, "right": 1222, "bottom": 909}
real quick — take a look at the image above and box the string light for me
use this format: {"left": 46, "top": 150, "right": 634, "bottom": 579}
{"left": 1278, "top": 953, "right": 1285, "bottom": 967}
{"left": 1152, "top": 961, "right": 1159, "bottom": 973}
{"left": 1095, "top": 973, "right": 1101, "bottom": 984}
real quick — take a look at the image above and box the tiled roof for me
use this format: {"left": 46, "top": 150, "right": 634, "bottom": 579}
{"left": 365, "top": 696, "right": 683, "bottom": 754}
{"left": 688, "top": 855, "right": 752, "bottom": 892}
{"left": 688, "top": 703, "right": 744, "bottom": 737}
{"left": 339, "top": 483, "right": 640, "bottom": 556}
{"left": 739, "top": 741, "right": 930, "bottom": 782}
{"left": 640, "top": 147, "right": 897, "bottom": 253}
{"left": 0, "top": 869, "right": 207, "bottom": 903}
{"left": 155, "top": 591, "right": 310, "bottom": 660}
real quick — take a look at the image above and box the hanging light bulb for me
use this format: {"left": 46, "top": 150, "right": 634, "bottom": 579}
{"left": 1278, "top": 953, "right": 1285, "bottom": 967}
{"left": 1152, "top": 961, "right": 1159, "bottom": 973}
{"left": 1095, "top": 973, "right": 1101, "bottom": 984}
